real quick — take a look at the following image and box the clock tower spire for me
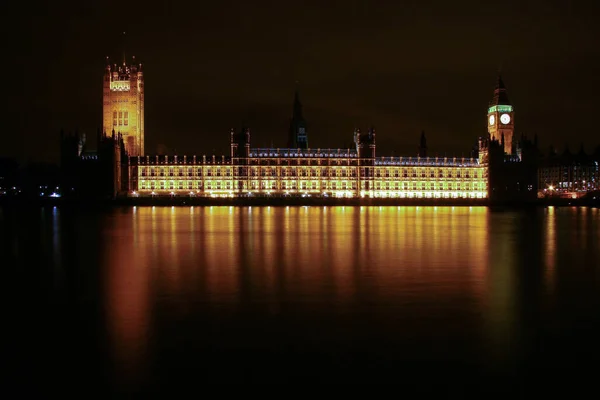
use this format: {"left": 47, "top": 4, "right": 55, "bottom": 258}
{"left": 487, "top": 74, "right": 514, "bottom": 155}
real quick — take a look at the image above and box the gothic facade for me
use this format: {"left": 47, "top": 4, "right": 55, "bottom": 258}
{"left": 102, "top": 57, "right": 145, "bottom": 156}
{"left": 123, "top": 75, "right": 539, "bottom": 201}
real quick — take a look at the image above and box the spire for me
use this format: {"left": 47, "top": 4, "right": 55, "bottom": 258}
{"left": 122, "top": 31, "right": 127, "bottom": 65}
{"left": 288, "top": 85, "right": 307, "bottom": 149}
{"left": 491, "top": 73, "right": 511, "bottom": 105}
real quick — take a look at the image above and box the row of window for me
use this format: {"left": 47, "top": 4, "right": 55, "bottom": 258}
{"left": 141, "top": 167, "right": 232, "bottom": 177}
{"left": 112, "top": 111, "right": 129, "bottom": 127}
{"left": 247, "top": 159, "right": 358, "bottom": 166}
{"left": 140, "top": 181, "right": 233, "bottom": 190}
{"left": 138, "top": 179, "right": 483, "bottom": 191}
{"left": 138, "top": 166, "right": 483, "bottom": 179}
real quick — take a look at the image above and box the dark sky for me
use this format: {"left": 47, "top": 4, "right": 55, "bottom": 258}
{"left": 4, "top": 0, "right": 599, "bottom": 164}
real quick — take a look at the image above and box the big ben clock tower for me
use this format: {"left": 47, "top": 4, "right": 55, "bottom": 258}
{"left": 487, "top": 75, "right": 514, "bottom": 155}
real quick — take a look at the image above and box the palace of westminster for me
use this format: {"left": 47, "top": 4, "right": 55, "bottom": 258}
{"left": 59, "top": 56, "right": 599, "bottom": 202}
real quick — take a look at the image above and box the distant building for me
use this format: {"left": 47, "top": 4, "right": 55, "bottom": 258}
{"left": 538, "top": 145, "right": 600, "bottom": 198}
{"left": 103, "top": 57, "right": 144, "bottom": 156}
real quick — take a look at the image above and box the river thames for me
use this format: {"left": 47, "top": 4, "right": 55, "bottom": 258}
{"left": 2, "top": 206, "right": 600, "bottom": 392}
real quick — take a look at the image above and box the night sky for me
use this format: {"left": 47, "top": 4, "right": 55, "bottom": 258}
{"left": 4, "top": 0, "right": 599, "bottom": 164}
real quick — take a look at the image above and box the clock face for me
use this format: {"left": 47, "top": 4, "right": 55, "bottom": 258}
{"left": 489, "top": 115, "right": 495, "bottom": 126}
{"left": 500, "top": 114, "right": 511, "bottom": 124}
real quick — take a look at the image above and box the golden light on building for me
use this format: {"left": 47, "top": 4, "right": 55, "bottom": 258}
{"left": 103, "top": 57, "right": 144, "bottom": 156}
{"left": 127, "top": 151, "right": 488, "bottom": 199}
{"left": 94, "top": 60, "right": 541, "bottom": 201}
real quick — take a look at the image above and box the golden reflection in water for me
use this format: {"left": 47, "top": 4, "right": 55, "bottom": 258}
{"left": 544, "top": 207, "right": 556, "bottom": 292}
{"left": 484, "top": 210, "right": 519, "bottom": 368}
{"left": 105, "top": 207, "right": 150, "bottom": 388}
{"left": 105, "top": 205, "right": 498, "bottom": 380}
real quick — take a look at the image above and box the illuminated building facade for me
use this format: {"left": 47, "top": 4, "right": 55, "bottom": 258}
{"left": 57, "top": 59, "right": 541, "bottom": 201}
{"left": 124, "top": 78, "right": 544, "bottom": 200}
{"left": 103, "top": 57, "right": 144, "bottom": 156}
{"left": 128, "top": 123, "right": 488, "bottom": 199}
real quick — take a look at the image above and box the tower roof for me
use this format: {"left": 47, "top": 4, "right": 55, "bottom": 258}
{"left": 490, "top": 75, "right": 511, "bottom": 106}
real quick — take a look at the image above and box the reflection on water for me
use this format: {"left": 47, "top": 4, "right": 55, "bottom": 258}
{"left": 110, "top": 206, "right": 490, "bottom": 307}
{"left": 2, "top": 206, "right": 600, "bottom": 390}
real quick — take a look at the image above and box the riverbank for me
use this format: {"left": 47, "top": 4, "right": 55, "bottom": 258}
{"left": 1, "top": 195, "right": 598, "bottom": 208}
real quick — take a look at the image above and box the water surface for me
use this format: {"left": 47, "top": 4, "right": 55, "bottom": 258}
{"left": 2, "top": 206, "right": 600, "bottom": 391}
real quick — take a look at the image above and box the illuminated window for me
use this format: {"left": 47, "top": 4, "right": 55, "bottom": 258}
{"left": 118, "top": 111, "right": 123, "bottom": 126}
{"left": 112, "top": 111, "right": 117, "bottom": 126}
{"left": 124, "top": 111, "right": 128, "bottom": 126}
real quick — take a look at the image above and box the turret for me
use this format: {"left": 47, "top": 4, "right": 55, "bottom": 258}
{"left": 355, "top": 127, "right": 376, "bottom": 159}
{"left": 231, "top": 127, "right": 251, "bottom": 158}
